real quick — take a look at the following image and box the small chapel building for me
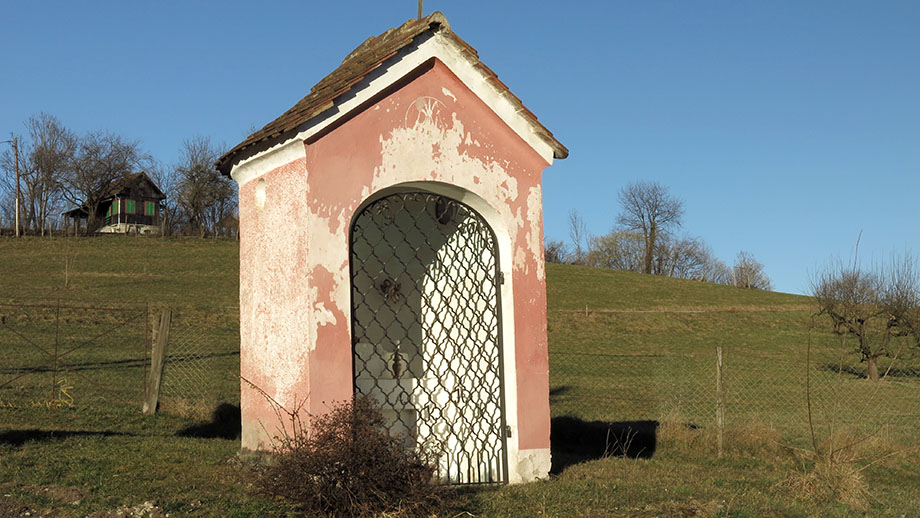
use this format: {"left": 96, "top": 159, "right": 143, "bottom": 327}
{"left": 217, "top": 12, "right": 567, "bottom": 484}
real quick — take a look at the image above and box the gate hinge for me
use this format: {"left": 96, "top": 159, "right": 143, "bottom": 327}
{"left": 497, "top": 272, "right": 505, "bottom": 285}
{"left": 505, "top": 425, "right": 512, "bottom": 438}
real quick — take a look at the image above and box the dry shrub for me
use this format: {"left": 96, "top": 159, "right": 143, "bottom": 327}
{"left": 779, "top": 430, "right": 882, "bottom": 511}
{"left": 257, "top": 395, "right": 442, "bottom": 518}
{"left": 724, "top": 422, "right": 782, "bottom": 458}
{"left": 781, "top": 455, "right": 869, "bottom": 510}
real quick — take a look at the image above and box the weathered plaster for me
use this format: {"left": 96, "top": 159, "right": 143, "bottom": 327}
{"left": 512, "top": 448, "right": 553, "bottom": 483}
{"left": 234, "top": 57, "right": 553, "bottom": 479}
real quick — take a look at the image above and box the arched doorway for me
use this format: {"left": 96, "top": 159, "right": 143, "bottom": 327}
{"left": 350, "top": 191, "right": 508, "bottom": 484}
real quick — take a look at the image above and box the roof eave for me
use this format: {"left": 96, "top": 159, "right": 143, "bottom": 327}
{"left": 217, "top": 11, "right": 567, "bottom": 177}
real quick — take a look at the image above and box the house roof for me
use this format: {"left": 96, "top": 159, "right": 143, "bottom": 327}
{"left": 62, "top": 171, "right": 166, "bottom": 218}
{"left": 104, "top": 171, "right": 166, "bottom": 200}
{"left": 216, "top": 11, "right": 567, "bottom": 176}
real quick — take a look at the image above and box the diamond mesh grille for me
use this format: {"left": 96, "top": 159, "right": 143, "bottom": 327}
{"left": 350, "top": 191, "right": 508, "bottom": 484}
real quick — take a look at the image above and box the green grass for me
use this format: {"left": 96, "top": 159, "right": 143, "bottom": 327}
{"left": 1, "top": 238, "right": 918, "bottom": 516}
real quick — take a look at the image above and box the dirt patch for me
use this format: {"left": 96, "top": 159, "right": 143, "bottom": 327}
{"left": 87, "top": 501, "right": 167, "bottom": 518}
{"left": 0, "top": 493, "right": 37, "bottom": 518}
{"left": 0, "top": 482, "right": 86, "bottom": 517}
{"left": 24, "top": 484, "right": 86, "bottom": 505}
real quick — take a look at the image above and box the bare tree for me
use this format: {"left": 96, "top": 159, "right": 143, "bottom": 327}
{"left": 701, "top": 255, "right": 733, "bottom": 285}
{"left": 586, "top": 230, "right": 645, "bottom": 272}
{"left": 1, "top": 114, "right": 76, "bottom": 235}
{"left": 617, "top": 181, "right": 684, "bottom": 275}
{"left": 175, "top": 136, "right": 236, "bottom": 237}
{"left": 812, "top": 254, "right": 920, "bottom": 381}
{"left": 147, "top": 161, "right": 181, "bottom": 236}
{"left": 62, "top": 131, "right": 149, "bottom": 232}
{"left": 880, "top": 254, "right": 920, "bottom": 341}
{"left": 568, "top": 209, "right": 589, "bottom": 265}
{"left": 544, "top": 240, "right": 568, "bottom": 264}
{"left": 25, "top": 114, "right": 76, "bottom": 235}
{"left": 732, "top": 251, "right": 772, "bottom": 290}
{"left": 655, "top": 236, "right": 712, "bottom": 279}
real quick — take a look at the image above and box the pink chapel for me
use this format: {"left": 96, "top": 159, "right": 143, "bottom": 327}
{"left": 216, "top": 12, "right": 568, "bottom": 484}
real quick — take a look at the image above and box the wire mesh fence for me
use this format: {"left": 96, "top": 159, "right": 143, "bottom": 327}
{"left": 157, "top": 306, "right": 240, "bottom": 418}
{"left": 5, "top": 295, "right": 917, "bottom": 452}
{"left": 0, "top": 300, "right": 239, "bottom": 417}
{"left": 0, "top": 300, "right": 149, "bottom": 410}
{"left": 548, "top": 308, "right": 920, "bottom": 446}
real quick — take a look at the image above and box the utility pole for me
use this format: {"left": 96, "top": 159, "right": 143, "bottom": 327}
{"left": 13, "top": 136, "right": 20, "bottom": 238}
{"left": 2, "top": 136, "right": 21, "bottom": 237}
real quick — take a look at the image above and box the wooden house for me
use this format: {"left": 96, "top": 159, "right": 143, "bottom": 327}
{"left": 63, "top": 172, "right": 166, "bottom": 234}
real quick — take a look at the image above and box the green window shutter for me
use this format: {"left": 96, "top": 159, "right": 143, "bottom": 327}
{"left": 106, "top": 205, "right": 111, "bottom": 217}
{"left": 145, "top": 201, "right": 155, "bottom": 216}
{"left": 112, "top": 200, "right": 118, "bottom": 215}
{"left": 126, "top": 200, "right": 136, "bottom": 213}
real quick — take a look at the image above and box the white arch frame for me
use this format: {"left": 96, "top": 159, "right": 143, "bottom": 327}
{"left": 349, "top": 180, "right": 521, "bottom": 483}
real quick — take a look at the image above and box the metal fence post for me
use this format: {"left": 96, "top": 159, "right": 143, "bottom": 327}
{"left": 143, "top": 309, "right": 171, "bottom": 415}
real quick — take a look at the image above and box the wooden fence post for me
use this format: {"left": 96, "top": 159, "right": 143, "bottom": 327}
{"left": 143, "top": 309, "right": 171, "bottom": 415}
{"left": 716, "top": 346, "right": 724, "bottom": 458}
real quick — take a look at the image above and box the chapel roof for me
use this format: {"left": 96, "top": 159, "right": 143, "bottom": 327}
{"left": 216, "top": 12, "right": 567, "bottom": 176}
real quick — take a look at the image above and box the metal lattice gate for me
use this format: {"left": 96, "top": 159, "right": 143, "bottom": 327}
{"left": 350, "top": 191, "right": 508, "bottom": 484}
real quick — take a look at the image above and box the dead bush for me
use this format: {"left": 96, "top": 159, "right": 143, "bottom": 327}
{"left": 257, "top": 395, "right": 442, "bottom": 518}
{"left": 781, "top": 451, "right": 869, "bottom": 511}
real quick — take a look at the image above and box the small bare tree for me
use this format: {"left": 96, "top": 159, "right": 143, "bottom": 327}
{"left": 544, "top": 240, "right": 568, "bottom": 264}
{"left": 655, "top": 235, "right": 712, "bottom": 279}
{"left": 175, "top": 136, "right": 235, "bottom": 237}
{"left": 616, "top": 181, "right": 683, "bottom": 275}
{"left": 812, "top": 254, "right": 920, "bottom": 381}
{"left": 587, "top": 229, "right": 645, "bottom": 272}
{"left": 568, "top": 209, "right": 589, "bottom": 265}
{"left": 701, "top": 255, "right": 733, "bottom": 285}
{"left": 733, "top": 251, "right": 773, "bottom": 290}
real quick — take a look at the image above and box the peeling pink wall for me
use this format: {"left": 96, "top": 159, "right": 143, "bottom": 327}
{"left": 239, "top": 58, "right": 552, "bottom": 452}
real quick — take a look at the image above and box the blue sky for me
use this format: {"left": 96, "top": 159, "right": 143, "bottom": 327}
{"left": 2, "top": 1, "right": 917, "bottom": 295}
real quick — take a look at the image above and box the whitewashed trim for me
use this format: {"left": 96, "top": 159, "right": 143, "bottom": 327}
{"left": 230, "top": 138, "right": 307, "bottom": 187}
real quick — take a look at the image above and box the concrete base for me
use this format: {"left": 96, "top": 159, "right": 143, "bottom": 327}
{"left": 509, "top": 447, "right": 551, "bottom": 483}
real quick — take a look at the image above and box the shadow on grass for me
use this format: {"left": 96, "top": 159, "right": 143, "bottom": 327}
{"left": 0, "top": 351, "right": 239, "bottom": 376}
{"left": 549, "top": 385, "right": 571, "bottom": 398}
{"left": 551, "top": 416, "right": 658, "bottom": 474}
{"left": 818, "top": 363, "right": 920, "bottom": 379}
{"left": 0, "top": 429, "right": 134, "bottom": 447}
{"left": 177, "top": 403, "right": 241, "bottom": 440}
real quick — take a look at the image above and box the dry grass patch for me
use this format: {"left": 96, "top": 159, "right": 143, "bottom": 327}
{"left": 658, "top": 419, "right": 782, "bottom": 459}
{"left": 637, "top": 498, "right": 722, "bottom": 518}
{"left": 777, "top": 429, "right": 911, "bottom": 511}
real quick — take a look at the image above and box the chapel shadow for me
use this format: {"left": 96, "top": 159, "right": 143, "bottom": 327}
{"left": 550, "top": 416, "right": 659, "bottom": 474}
{"left": 177, "top": 402, "right": 241, "bottom": 440}
{"left": 0, "top": 429, "right": 133, "bottom": 448}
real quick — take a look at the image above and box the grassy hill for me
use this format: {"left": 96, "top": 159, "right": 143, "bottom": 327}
{"left": 0, "top": 237, "right": 917, "bottom": 516}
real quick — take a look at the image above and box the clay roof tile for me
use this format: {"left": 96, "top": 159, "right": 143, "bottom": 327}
{"left": 216, "top": 12, "right": 566, "bottom": 176}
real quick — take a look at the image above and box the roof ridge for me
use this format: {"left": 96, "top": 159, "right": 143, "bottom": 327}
{"left": 216, "top": 11, "right": 566, "bottom": 176}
